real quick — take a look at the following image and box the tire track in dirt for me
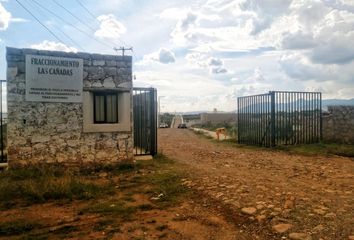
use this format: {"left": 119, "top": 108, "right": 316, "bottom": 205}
{"left": 158, "top": 128, "right": 354, "bottom": 240}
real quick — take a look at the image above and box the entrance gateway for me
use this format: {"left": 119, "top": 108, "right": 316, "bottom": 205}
{"left": 5, "top": 47, "right": 157, "bottom": 167}
{"left": 237, "top": 91, "right": 322, "bottom": 147}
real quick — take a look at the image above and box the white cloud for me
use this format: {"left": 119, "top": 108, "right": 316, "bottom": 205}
{"left": 279, "top": 52, "right": 354, "bottom": 87}
{"left": 208, "top": 57, "right": 228, "bottom": 74}
{"left": 309, "top": 9, "right": 354, "bottom": 64}
{"left": 291, "top": 0, "right": 330, "bottom": 27}
{"left": 311, "top": 32, "right": 354, "bottom": 64}
{"left": 95, "top": 14, "right": 126, "bottom": 40}
{"left": 10, "top": 18, "right": 28, "bottom": 23}
{"left": 157, "top": 48, "right": 176, "bottom": 64}
{"left": 240, "top": 0, "right": 293, "bottom": 34}
{"left": 210, "top": 66, "right": 227, "bottom": 74}
{"left": 0, "top": 3, "right": 11, "bottom": 30}
{"left": 30, "top": 41, "right": 78, "bottom": 53}
{"left": 160, "top": 8, "right": 188, "bottom": 20}
{"left": 281, "top": 31, "right": 316, "bottom": 49}
{"left": 249, "top": 68, "right": 265, "bottom": 82}
{"left": 185, "top": 53, "right": 228, "bottom": 74}
{"left": 134, "top": 69, "right": 235, "bottom": 112}
{"left": 185, "top": 52, "right": 208, "bottom": 68}
{"left": 208, "top": 57, "right": 223, "bottom": 66}
{"left": 138, "top": 48, "right": 176, "bottom": 65}
{"left": 279, "top": 53, "right": 333, "bottom": 81}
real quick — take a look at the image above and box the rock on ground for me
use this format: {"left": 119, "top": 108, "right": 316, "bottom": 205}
{"left": 272, "top": 223, "right": 293, "bottom": 233}
{"left": 289, "top": 232, "right": 312, "bottom": 240}
{"left": 241, "top": 207, "right": 257, "bottom": 215}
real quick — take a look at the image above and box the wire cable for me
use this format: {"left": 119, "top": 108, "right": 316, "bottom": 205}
{"left": 31, "top": 0, "right": 114, "bottom": 51}
{"left": 52, "top": 0, "right": 97, "bottom": 32}
{"left": 23, "top": 0, "right": 86, "bottom": 52}
{"left": 57, "top": 0, "right": 133, "bottom": 54}
{"left": 74, "top": 0, "right": 128, "bottom": 47}
{"left": 15, "top": 0, "right": 66, "bottom": 45}
{"left": 75, "top": 0, "right": 99, "bottom": 25}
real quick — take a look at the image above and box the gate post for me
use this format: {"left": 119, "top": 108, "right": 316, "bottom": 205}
{"left": 319, "top": 92, "right": 323, "bottom": 141}
{"left": 270, "top": 91, "right": 276, "bottom": 147}
{"left": 150, "top": 88, "right": 157, "bottom": 156}
{"left": 0, "top": 80, "right": 4, "bottom": 162}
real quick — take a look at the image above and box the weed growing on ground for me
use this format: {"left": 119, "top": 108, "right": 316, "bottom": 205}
{"left": 0, "top": 164, "right": 115, "bottom": 208}
{"left": 276, "top": 143, "right": 354, "bottom": 157}
{"left": 0, "top": 154, "right": 192, "bottom": 239}
{"left": 82, "top": 200, "right": 136, "bottom": 220}
{"left": 93, "top": 219, "right": 116, "bottom": 232}
{"left": 49, "top": 225, "right": 79, "bottom": 236}
{"left": 0, "top": 219, "right": 41, "bottom": 236}
{"left": 214, "top": 135, "right": 354, "bottom": 158}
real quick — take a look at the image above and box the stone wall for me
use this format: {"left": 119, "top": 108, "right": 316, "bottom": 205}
{"left": 6, "top": 47, "right": 133, "bottom": 167}
{"left": 322, "top": 105, "right": 354, "bottom": 144}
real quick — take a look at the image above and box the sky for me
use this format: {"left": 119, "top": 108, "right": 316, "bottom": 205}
{"left": 1, "top": 0, "right": 354, "bottom": 112}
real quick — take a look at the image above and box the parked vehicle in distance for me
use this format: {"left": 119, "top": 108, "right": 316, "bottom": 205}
{"left": 159, "top": 123, "right": 169, "bottom": 128}
{"left": 177, "top": 123, "right": 187, "bottom": 129}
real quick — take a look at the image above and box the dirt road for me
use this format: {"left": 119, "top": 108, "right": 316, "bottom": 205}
{"left": 171, "top": 115, "right": 183, "bottom": 128}
{"left": 158, "top": 128, "right": 354, "bottom": 240}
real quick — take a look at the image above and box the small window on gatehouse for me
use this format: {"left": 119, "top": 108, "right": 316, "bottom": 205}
{"left": 94, "top": 92, "right": 118, "bottom": 123}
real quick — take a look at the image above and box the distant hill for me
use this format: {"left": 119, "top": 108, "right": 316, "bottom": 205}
{"left": 238, "top": 98, "right": 354, "bottom": 112}
{"left": 162, "top": 99, "right": 354, "bottom": 115}
{"left": 322, "top": 98, "right": 354, "bottom": 109}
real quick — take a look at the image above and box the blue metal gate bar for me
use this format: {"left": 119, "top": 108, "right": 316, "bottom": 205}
{"left": 237, "top": 91, "right": 322, "bottom": 147}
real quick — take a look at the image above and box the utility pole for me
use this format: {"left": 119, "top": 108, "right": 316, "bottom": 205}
{"left": 113, "top": 47, "right": 133, "bottom": 57}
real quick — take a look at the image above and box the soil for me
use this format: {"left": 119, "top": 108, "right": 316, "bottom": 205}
{"left": 0, "top": 128, "right": 353, "bottom": 240}
{"left": 158, "top": 128, "right": 354, "bottom": 240}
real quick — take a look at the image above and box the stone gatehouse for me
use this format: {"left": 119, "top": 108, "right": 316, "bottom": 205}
{"left": 6, "top": 47, "right": 133, "bottom": 167}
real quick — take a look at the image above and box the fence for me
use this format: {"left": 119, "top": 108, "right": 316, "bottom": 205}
{"left": 0, "top": 80, "right": 6, "bottom": 163}
{"left": 237, "top": 91, "right": 322, "bottom": 147}
{"left": 133, "top": 88, "right": 157, "bottom": 156}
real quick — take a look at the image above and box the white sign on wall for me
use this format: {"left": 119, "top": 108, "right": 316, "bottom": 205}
{"left": 25, "top": 54, "right": 83, "bottom": 103}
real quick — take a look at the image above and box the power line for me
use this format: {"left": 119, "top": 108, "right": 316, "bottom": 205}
{"left": 54, "top": 0, "right": 128, "bottom": 51}
{"left": 52, "top": 0, "right": 96, "bottom": 32}
{"left": 74, "top": 0, "right": 127, "bottom": 47}
{"left": 15, "top": 0, "right": 66, "bottom": 45}
{"left": 23, "top": 0, "right": 86, "bottom": 52}
{"left": 75, "top": 0, "right": 99, "bottom": 24}
{"left": 74, "top": 0, "right": 136, "bottom": 58}
{"left": 30, "top": 0, "right": 114, "bottom": 51}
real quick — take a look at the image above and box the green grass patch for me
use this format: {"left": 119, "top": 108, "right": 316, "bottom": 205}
{"left": 146, "top": 171, "right": 188, "bottom": 208}
{"left": 0, "top": 165, "right": 115, "bottom": 208}
{"left": 136, "top": 204, "right": 155, "bottom": 211}
{"left": 21, "top": 234, "right": 49, "bottom": 240}
{"left": 50, "top": 225, "right": 78, "bottom": 235}
{"left": 0, "top": 219, "right": 41, "bottom": 236}
{"left": 93, "top": 219, "right": 116, "bottom": 232}
{"left": 214, "top": 135, "right": 354, "bottom": 158}
{"left": 276, "top": 143, "right": 354, "bottom": 157}
{"left": 82, "top": 200, "right": 136, "bottom": 220}
{"left": 156, "top": 224, "right": 168, "bottom": 231}
{"left": 78, "top": 162, "right": 137, "bottom": 176}
{"left": 192, "top": 129, "right": 214, "bottom": 140}
{"left": 135, "top": 154, "right": 190, "bottom": 208}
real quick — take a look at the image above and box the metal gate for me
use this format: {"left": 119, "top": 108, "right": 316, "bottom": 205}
{"left": 0, "top": 80, "right": 6, "bottom": 163}
{"left": 133, "top": 88, "right": 157, "bottom": 156}
{"left": 237, "top": 91, "right": 322, "bottom": 147}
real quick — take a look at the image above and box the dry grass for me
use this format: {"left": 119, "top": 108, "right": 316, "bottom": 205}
{"left": 0, "top": 164, "right": 115, "bottom": 208}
